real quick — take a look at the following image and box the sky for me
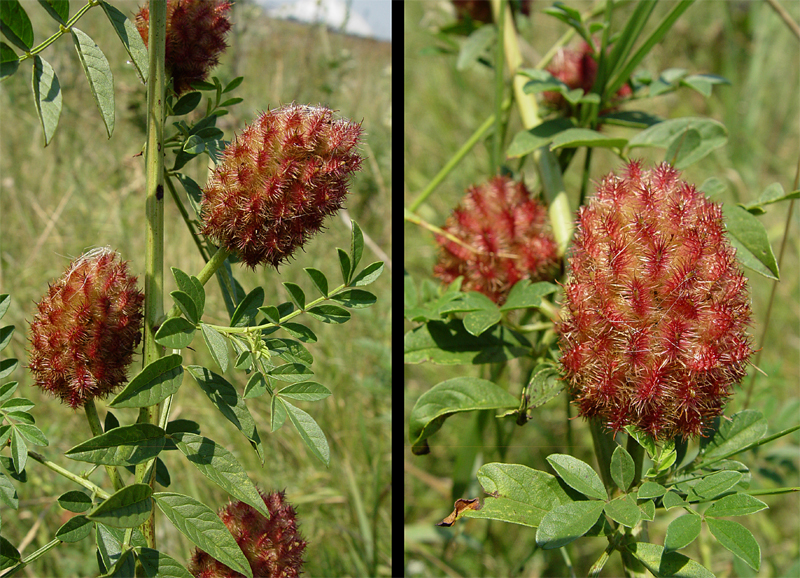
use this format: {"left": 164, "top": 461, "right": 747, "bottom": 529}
{"left": 252, "top": 0, "right": 392, "bottom": 42}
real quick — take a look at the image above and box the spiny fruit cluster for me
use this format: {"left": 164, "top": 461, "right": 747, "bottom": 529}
{"left": 434, "top": 176, "right": 559, "bottom": 304}
{"left": 188, "top": 489, "right": 307, "bottom": 578}
{"left": 28, "top": 248, "right": 144, "bottom": 409}
{"left": 201, "top": 104, "right": 363, "bottom": 268}
{"left": 544, "top": 42, "right": 631, "bottom": 114}
{"left": 557, "top": 161, "right": 753, "bottom": 440}
{"left": 135, "top": 0, "right": 232, "bottom": 95}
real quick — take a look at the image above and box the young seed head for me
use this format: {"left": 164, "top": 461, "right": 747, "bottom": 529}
{"left": 433, "top": 175, "right": 560, "bottom": 304}
{"left": 557, "top": 162, "right": 753, "bottom": 440}
{"left": 188, "top": 489, "right": 307, "bottom": 578}
{"left": 28, "top": 248, "right": 144, "bottom": 409}
{"left": 135, "top": 0, "right": 232, "bottom": 95}
{"left": 201, "top": 104, "right": 363, "bottom": 268}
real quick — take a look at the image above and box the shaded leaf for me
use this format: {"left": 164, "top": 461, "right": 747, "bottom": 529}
{"left": 404, "top": 319, "right": 531, "bottom": 365}
{"left": 351, "top": 261, "right": 384, "bottom": 287}
{"left": 65, "top": 423, "right": 166, "bottom": 466}
{"left": 550, "top": 128, "right": 627, "bottom": 151}
{"left": 100, "top": 1, "right": 148, "bottom": 83}
{"left": 701, "top": 410, "right": 768, "bottom": 463}
{"left": 56, "top": 515, "right": 93, "bottom": 543}
{"left": 277, "top": 382, "right": 331, "bottom": 402}
{"left": 0, "top": 0, "right": 33, "bottom": 50}
{"left": 171, "top": 433, "right": 269, "bottom": 517}
{"left": 201, "top": 324, "right": 229, "bottom": 373}
{"left": 0, "top": 41, "right": 19, "bottom": 80}
{"left": 500, "top": 281, "right": 558, "bottom": 311}
{"left": 329, "top": 289, "right": 376, "bottom": 309}
{"left": 230, "top": 287, "right": 264, "bottom": 327}
{"left": 58, "top": 490, "right": 92, "bottom": 513}
{"left": 87, "top": 484, "right": 153, "bottom": 529}
{"left": 507, "top": 117, "right": 575, "bottom": 158}
{"left": 409, "top": 377, "right": 517, "bottom": 455}
{"left": 31, "top": 56, "right": 62, "bottom": 146}
{"left": 243, "top": 372, "right": 268, "bottom": 399}
{"left": 171, "top": 290, "right": 198, "bottom": 325}
{"left": 110, "top": 354, "right": 183, "bottom": 408}
{"left": 71, "top": 28, "right": 114, "bottom": 138}
{"left": 604, "top": 494, "right": 641, "bottom": 528}
{"left": 304, "top": 267, "right": 328, "bottom": 297}
{"left": 173, "top": 91, "right": 202, "bottom": 116}
{"left": 627, "top": 541, "right": 715, "bottom": 578}
{"left": 665, "top": 513, "right": 701, "bottom": 551}
{"left": 155, "top": 317, "right": 197, "bottom": 349}
{"left": 306, "top": 304, "right": 350, "bottom": 324}
{"left": 349, "top": 220, "right": 364, "bottom": 272}
{"left": 535, "top": 501, "right": 605, "bottom": 550}
{"left": 723, "top": 204, "right": 779, "bottom": 280}
{"left": 627, "top": 117, "right": 727, "bottom": 169}
{"left": 154, "top": 492, "right": 253, "bottom": 578}
{"left": 172, "top": 267, "right": 205, "bottom": 317}
{"left": 135, "top": 547, "right": 194, "bottom": 578}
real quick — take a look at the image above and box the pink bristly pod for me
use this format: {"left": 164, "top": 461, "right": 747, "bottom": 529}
{"left": 28, "top": 248, "right": 144, "bottom": 409}
{"left": 557, "top": 161, "right": 753, "bottom": 440}
{"left": 200, "top": 104, "right": 364, "bottom": 268}
{"left": 434, "top": 175, "right": 560, "bottom": 305}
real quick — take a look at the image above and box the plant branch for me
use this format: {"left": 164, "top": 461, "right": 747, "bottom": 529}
{"left": 84, "top": 400, "right": 124, "bottom": 492}
{"left": 28, "top": 451, "right": 110, "bottom": 499}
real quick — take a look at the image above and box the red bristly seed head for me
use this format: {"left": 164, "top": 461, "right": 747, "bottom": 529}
{"left": 201, "top": 104, "right": 363, "bottom": 268}
{"left": 544, "top": 42, "right": 632, "bottom": 114}
{"left": 135, "top": 0, "right": 232, "bottom": 95}
{"left": 28, "top": 248, "right": 144, "bottom": 409}
{"left": 433, "top": 176, "right": 560, "bottom": 304}
{"left": 557, "top": 161, "right": 753, "bottom": 440}
{"left": 188, "top": 489, "right": 307, "bottom": 578}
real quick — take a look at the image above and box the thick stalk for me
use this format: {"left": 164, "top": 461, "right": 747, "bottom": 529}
{"left": 84, "top": 400, "right": 124, "bottom": 492}
{"left": 139, "top": 0, "right": 167, "bottom": 550}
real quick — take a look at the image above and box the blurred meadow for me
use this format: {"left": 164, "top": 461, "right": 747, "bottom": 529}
{"left": 405, "top": 1, "right": 798, "bottom": 576}
{"left": 0, "top": 1, "right": 391, "bottom": 576}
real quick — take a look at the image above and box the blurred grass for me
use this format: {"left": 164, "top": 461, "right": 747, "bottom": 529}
{"left": 0, "top": 1, "right": 391, "bottom": 576}
{"left": 405, "top": 1, "right": 798, "bottom": 577}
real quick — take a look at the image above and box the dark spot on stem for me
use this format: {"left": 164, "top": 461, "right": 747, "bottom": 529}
{"left": 156, "top": 184, "right": 163, "bottom": 200}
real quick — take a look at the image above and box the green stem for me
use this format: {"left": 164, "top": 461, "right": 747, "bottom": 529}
{"left": 138, "top": 0, "right": 168, "bottom": 551}
{"left": 84, "top": 400, "right": 124, "bottom": 492}
{"left": 17, "top": 0, "right": 98, "bottom": 61}
{"left": 491, "top": 0, "right": 506, "bottom": 175}
{"left": 28, "top": 451, "right": 110, "bottom": 499}
{"left": 2, "top": 538, "right": 61, "bottom": 575}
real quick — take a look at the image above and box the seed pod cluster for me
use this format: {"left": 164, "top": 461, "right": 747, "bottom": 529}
{"left": 28, "top": 248, "right": 144, "bottom": 409}
{"left": 434, "top": 175, "right": 560, "bottom": 304}
{"left": 557, "top": 162, "right": 753, "bottom": 440}
{"left": 201, "top": 104, "right": 363, "bottom": 268}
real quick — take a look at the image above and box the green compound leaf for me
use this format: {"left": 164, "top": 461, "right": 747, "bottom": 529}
{"left": 280, "top": 398, "right": 330, "bottom": 466}
{"left": 201, "top": 324, "right": 229, "bottom": 373}
{"left": 665, "top": 513, "right": 701, "bottom": 552}
{"left": 230, "top": 287, "right": 264, "bottom": 327}
{"left": 264, "top": 338, "right": 312, "bottom": 365}
{"left": 546, "top": 454, "right": 608, "bottom": 500}
{"left": 283, "top": 282, "right": 306, "bottom": 310}
{"left": 1, "top": 42, "right": 19, "bottom": 80}
{"left": 171, "top": 290, "right": 198, "bottom": 325}
{"left": 604, "top": 494, "right": 641, "bottom": 528}
{"left": 270, "top": 393, "right": 288, "bottom": 432}
{"left": 723, "top": 203, "right": 779, "bottom": 280}
{"left": 71, "top": 27, "right": 114, "bottom": 138}
{"left": 349, "top": 220, "right": 364, "bottom": 272}
{"left": 638, "top": 481, "right": 667, "bottom": 499}
{"left": 31, "top": 56, "right": 62, "bottom": 146}
{"left": 536, "top": 501, "right": 605, "bottom": 550}
{"left": 65, "top": 423, "right": 166, "bottom": 466}
{"left": 10, "top": 429, "right": 26, "bottom": 473}
{"left": 500, "top": 280, "right": 558, "bottom": 311}
{"left": 337, "top": 248, "right": 351, "bottom": 284}
{"left": 691, "top": 470, "right": 742, "bottom": 500}
{"left": 306, "top": 304, "right": 350, "bottom": 324}
{"left": 350, "top": 261, "right": 383, "bottom": 287}
{"left": 100, "top": 1, "right": 148, "bottom": 83}
{"left": 0, "top": 358, "right": 17, "bottom": 380}
{"left": 277, "top": 382, "right": 331, "bottom": 402}
{"left": 110, "top": 354, "right": 183, "bottom": 408}
{"left": 663, "top": 490, "right": 688, "bottom": 511}
{"left": 706, "top": 517, "right": 761, "bottom": 571}
{"left": 409, "top": 377, "right": 517, "bottom": 455}
{"left": 222, "top": 76, "right": 244, "bottom": 93}
{"left": 0, "top": 324, "right": 15, "bottom": 352}
{"left": 460, "top": 463, "right": 571, "bottom": 528}
{"left": 14, "top": 424, "right": 47, "bottom": 446}
{"left": 172, "top": 91, "right": 202, "bottom": 116}
{"left": 243, "top": 372, "right": 268, "bottom": 399}
{"left": 701, "top": 410, "right": 768, "bottom": 464}
{"left": 507, "top": 117, "right": 575, "bottom": 158}
{"left": 280, "top": 322, "right": 317, "bottom": 343}
{"left": 627, "top": 542, "right": 715, "bottom": 578}
{"left": 627, "top": 117, "right": 727, "bottom": 169}
{"left": 404, "top": 319, "right": 532, "bottom": 365}
{"left": 186, "top": 366, "right": 264, "bottom": 464}
{"left": 135, "top": 547, "right": 194, "bottom": 578}
{"left": 155, "top": 317, "right": 197, "bottom": 349}
{"left": 611, "top": 445, "right": 635, "bottom": 492}
{"left": 303, "top": 267, "right": 328, "bottom": 297}
{"left": 704, "top": 493, "right": 768, "bottom": 518}
{"left": 550, "top": 128, "right": 627, "bottom": 151}
{"left": 154, "top": 492, "right": 252, "bottom": 578}
{"left": 268, "top": 363, "right": 313, "bottom": 383}
{"left": 58, "top": 490, "right": 92, "bottom": 513}
{"left": 329, "top": 289, "right": 376, "bottom": 309}
{"left": 55, "top": 515, "right": 93, "bottom": 543}
{"left": 171, "top": 432, "right": 269, "bottom": 518}
{"left": 37, "top": 0, "right": 69, "bottom": 24}
{"left": 172, "top": 267, "right": 205, "bottom": 317}
{"left": 87, "top": 484, "right": 153, "bottom": 529}
{"left": 0, "top": 471, "right": 18, "bottom": 510}
{"left": 0, "top": 294, "right": 9, "bottom": 320}
{"left": 0, "top": 0, "right": 33, "bottom": 50}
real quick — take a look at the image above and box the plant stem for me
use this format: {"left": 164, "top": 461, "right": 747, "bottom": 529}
{"left": 28, "top": 451, "right": 110, "bottom": 499}
{"left": 138, "top": 0, "right": 168, "bottom": 551}
{"left": 16, "top": 0, "right": 98, "bottom": 61}
{"left": 84, "top": 400, "right": 124, "bottom": 492}
{"left": 1, "top": 538, "right": 61, "bottom": 576}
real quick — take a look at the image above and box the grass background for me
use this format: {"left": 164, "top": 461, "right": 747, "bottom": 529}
{"left": 405, "top": 1, "right": 799, "bottom": 577}
{"left": 0, "top": 1, "right": 392, "bottom": 576}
